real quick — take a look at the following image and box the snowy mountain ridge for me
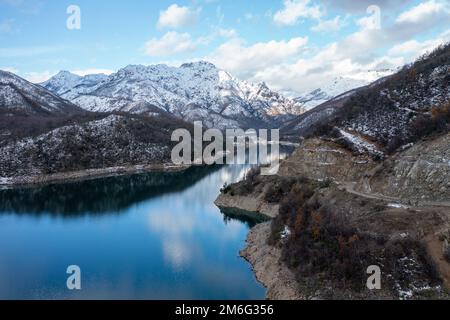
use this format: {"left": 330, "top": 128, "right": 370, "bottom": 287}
{"left": 295, "top": 70, "right": 396, "bottom": 111}
{"left": 0, "top": 70, "right": 82, "bottom": 115}
{"left": 43, "top": 61, "right": 305, "bottom": 129}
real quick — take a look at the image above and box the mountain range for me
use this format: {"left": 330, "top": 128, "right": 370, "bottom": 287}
{"left": 42, "top": 61, "right": 306, "bottom": 129}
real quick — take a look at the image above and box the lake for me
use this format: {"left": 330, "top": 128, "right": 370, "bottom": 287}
{"left": 0, "top": 165, "right": 266, "bottom": 300}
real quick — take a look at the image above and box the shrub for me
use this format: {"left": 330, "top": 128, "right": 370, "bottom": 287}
{"left": 220, "top": 183, "right": 231, "bottom": 194}
{"left": 268, "top": 178, "right": 442, "bottom": 295}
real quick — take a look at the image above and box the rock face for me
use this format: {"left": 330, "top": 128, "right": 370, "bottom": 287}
{"left": 240, "top": 222, "right": 304, "bottom": 300}
{"left": 215, "top": 194, "right": 279, "bottom": 219}
{"left": 361, "top": 133, "right": 450, "bottom": 203}
{"left": 278, "top": 138, "right": 376, "bottom": 183}
{"left": 42, "top": 62, "right": 305, "bottom": 129}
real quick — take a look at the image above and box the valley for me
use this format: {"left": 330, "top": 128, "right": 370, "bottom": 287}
{"left": 0, "top": 41, "right": 449, "bottom": 301}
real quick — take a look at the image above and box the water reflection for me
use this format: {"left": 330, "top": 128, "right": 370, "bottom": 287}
{"left": 0, "top": 164, "right": 266, "bottom": 300}
{"left": 221, "top": 208, "right": 270, "bottom": 229}
{"left": 0, "top": 165, "right": 222, "bottom": 216}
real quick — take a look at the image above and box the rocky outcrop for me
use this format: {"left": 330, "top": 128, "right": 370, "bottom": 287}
{"left": 278, "top": 138, "right": 376, "bottom": 183}
{"left": 360, "top": 133, "right": 450, "bottom": 203}
{"left": 215, "top": 193, "right": 279, "bottom": 219}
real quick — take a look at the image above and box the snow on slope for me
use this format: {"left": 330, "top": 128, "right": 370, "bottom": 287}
{"left": 0, "top": 70, "right": 82, "bottom": 115}
{"left": 339, "top": 129, "right": 384, "bottom": 157}
{"left": 42, "top": 62, "right": 305, "bottom": 128}
{"left": 0, "top": 115, "right": 172, "bottom": 178}
{"left": 295, "top": 70, "right": 395, "bottom": 111}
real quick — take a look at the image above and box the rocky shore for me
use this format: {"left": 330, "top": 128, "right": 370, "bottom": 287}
{"left": 240, "top": 222, "right": 304, "bottom": 300}
{"left": 215, "top": 193, "right": 279, "bottom": 219}
{"left": 0, "top": 163, "right": 190, "bottom": 188}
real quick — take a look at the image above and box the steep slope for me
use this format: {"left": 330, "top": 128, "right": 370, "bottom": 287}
{"left": 0, "top": 70, "right": 82, "bottom": 116}
{"left": 42, "top": 62, "right": 305, "bottom": 129}
{"left": 42, "top": 71, "right": 108, "bottom": 99}
{"left": 295, "top": 77, "right": 371, "bottom": 111}
{"left": 284, "top": 43, "right": 450, "bottom": 153}
{"left": 334, "top": 44, "right": 450, "bottom": 150}
{"left": 358, "top": 132, "right": 450, "bottom": 203}
{"left": 281, "top": 87, "right": 361, "bottom": 138}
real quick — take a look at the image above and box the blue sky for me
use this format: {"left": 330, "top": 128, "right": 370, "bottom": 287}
{"left": 0, "top": 0, "right": 449, "bottom": 94}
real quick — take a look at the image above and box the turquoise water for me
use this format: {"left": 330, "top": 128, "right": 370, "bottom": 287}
{"left": 0, "top": 165, "right": 265, "bottom": 300}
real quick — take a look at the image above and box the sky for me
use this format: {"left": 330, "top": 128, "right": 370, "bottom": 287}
{"left": 0, "top": 0, "right": 449, "bottom": 95}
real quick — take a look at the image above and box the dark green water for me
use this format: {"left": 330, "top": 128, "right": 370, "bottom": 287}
{"left": 0, "top": 165, "right": 266, "bottom": 300}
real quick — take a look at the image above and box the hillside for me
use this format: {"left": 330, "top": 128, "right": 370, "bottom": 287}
{"left": 333, "top": 44, "right": 450, "bottom": 151}
{"left": 0, "top": 70, "right": 82, "bottom": 116}
{"left": 283, "top": 43, "right": 450, "bottom": 153}
{"left": 0, "top": 113, "right": 192, "bottom": 185}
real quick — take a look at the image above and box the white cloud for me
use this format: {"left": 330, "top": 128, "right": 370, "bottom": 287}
{"left": 312, "top": 15, "right": 345, "bottom": 32}
{"left": 207, "top": 37, "right": 308, "bottom": 78}
{"left": 157, "top": 4, "right": 200, "bottom": 29}
{"left": 1, "top": 67, "right": 18, "bottom": 73}
{"left": 388, "top": 33, "right": 450, "bottom": 59}
{"left": 273, "top": 0, "right": 322, "bottom": 26}
{"left": 206, "top": 13, "right": 449, "bottom": 96}
{"left": 144, "top": 32, "right": 197, "bottom": 56}
{"left": 23, "top": 71, "right": 56, "bottom": 83}
{"left": 396, "top": 0, "right": 449, "bottom": 24}
{"left": 72, "top": 68, "right": 114, "bottom": 76}
{"left": 321, "top": 0, "right": 409, "bottom": 12}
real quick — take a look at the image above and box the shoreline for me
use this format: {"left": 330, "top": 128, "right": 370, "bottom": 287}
{"left": 240, "top": 222, "right": 304, "bottom": 300}
{"left": 215, "top": 192, "right": 303, "bottom": 300}
{"left": 0, "top": 163, "right": 191, "bottom": 189}
{"left": 214, "top": 193, "right": 279, "bottom": 219}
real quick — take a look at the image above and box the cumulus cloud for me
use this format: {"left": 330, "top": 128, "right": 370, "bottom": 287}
{"left": 320, "top": 0, "right": 409, "bottom": 12}
{"left": 273, "top": 0, "right": 322, "bottom": 26}
{"left": 207, "top": 37, "right": 309, "bottom": 78}
{"left": 144, "top": 32, "right": 197, "bottom": 56}
{"left": 207, "top": 0, "right": 450, "bottom": 95}
{"left": 157, "top": 4, "right": 200, "bottom": 29}
{"left": 396, "top": 0, "right": 449, "bottom": 24}
{"left": 388, "top": 32, "right": 450, "bottom": 59}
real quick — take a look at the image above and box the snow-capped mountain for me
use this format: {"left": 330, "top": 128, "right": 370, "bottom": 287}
{"left": 295, "top": 71, "right": 395, "bottom": 111}
{"left": 0, "top": 70, "right": 82, "bottom": 115}
{"left": 42, "top": 61, "right": 305, "bottom": 129}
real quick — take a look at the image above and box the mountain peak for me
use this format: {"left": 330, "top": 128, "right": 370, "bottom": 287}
{"left": 180, "top": 61, "right": 217, "bottom": 70}
{"left": 0, "top": 70, "right": 82, "bottom": 115}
